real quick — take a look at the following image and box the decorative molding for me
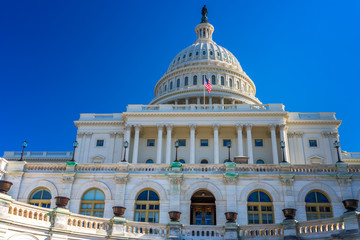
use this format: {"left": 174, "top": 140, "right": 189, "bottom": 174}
{"left": 336, "top": 175, "right": 352, "bottom": 185}
{"left": 169, "top": 176, "right": 183, "bottom": 184}
{"left": 115, "top": 174, "right": 129, "bottom": 184}
{"left": 223, "top": 175, "right": 238, "bottom": 184}
{"left": 213, "top": 124, "right": 219, "bottom": 130}
{"left": 245, "top": 124, "right": 252, "bottom": 130}
{"left": 236, "top": 124, "right": 243, "bottom": 131}
{"left": 62, "top": 175, "right": 75, "bottom": 184}
{"left": 189, "top": 124, "right": 197, "bottom": 130}
{"left": 322, "top": 131, "right": 339, "bottom": 138}
{"left": 280, "top": 175, "right": 295, "bottom": 186}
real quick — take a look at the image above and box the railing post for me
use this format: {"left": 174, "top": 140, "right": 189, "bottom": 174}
{"left": 109, "top": 206, "right": 127, "bottom": 238}
{"left": 0, "top": 192, "right": 13, "bottom": 239}
{"left": 224, "top": 212, "right": 238, "bottom": 240}
{"left": 282, "top": 206, "right": 300, "bottom": 239}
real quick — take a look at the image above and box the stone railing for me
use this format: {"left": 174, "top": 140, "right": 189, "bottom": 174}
{"left": 125, "top": 221, "right": 168, "bottom": 238}
{"left": 238, "top": 224, "right": 283, "bottom": 238}
{"left": 297, "top": 217, "right": 344, "bottom": 236}
{"left": 25, "top": 163, "right": 66, "bottom": 172}
{"left": 3, "top": 151, "right": 73, "bottom": 160}
{"left": 181, "top": 164, "right": 225, "bottom": 173}
{"left": 67, "top": 212, "right": 108, "bottom": 235}
{"left": 7, "top": 201, "right": 51, "bottom": 227}
{"left": 236, "top": 164, "right": 281, "bottom": 173}
{"left": 76, "top": 164, "right": 126, "bottom": 173}
{"left": 290, "top": 165, "right": 337, "bottom": 173}
{"left": 126, "top": 104, "right": 285, "bottom": 112}
{"left": 128, "top": 164, "right": 172, "bottom": 172}
{"left": 181, "top": 225, "right": 225, "bottom": 239}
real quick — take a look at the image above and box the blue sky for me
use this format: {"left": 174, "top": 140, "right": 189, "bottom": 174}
{"left": 1, "top": 0, "right": 359, "bottom": 154}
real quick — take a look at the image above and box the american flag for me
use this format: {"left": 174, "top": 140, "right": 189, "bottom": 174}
{"left": 204, "top": 76, "right": 212, "bottom": 93}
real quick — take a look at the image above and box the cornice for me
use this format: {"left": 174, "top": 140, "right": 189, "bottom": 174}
{"left": 286, "top": 120, "right": 342, "bottom": 126}
{"left": 74, "top": 121, "right": 124, "bottom": 127}
{"left": 122, "top": 111, "right": 288, "bottom": 118}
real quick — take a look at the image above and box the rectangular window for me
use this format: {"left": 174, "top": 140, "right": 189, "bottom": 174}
{"left": 200, "top": 139, "right": 208, "bottom": 147}
{"left": 255, "top": 139, "right": 263, "bottom": 147}
{"left": 184, "top": 77, "right": 188, "bottom": 86}
{"left": 147, "top": 139, "right": 155, "bottom": 147}
{"left": 178, "top": 139, "right": 186, "bottom": 147}
{"left": 223, "top": 139, "right": 231, "bottom": 147}
{"left": 309, "top": 139, "right": 318, "bottom": 147}
{"left": 96, "top": 140, "right": 104, "bottom": 147}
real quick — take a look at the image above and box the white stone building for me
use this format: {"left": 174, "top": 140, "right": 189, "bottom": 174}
{"left": 0, "top": 7, "right": 359, "bottom": 240}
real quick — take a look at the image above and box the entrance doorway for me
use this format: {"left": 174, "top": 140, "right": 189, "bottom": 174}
{"left": 190, "top": 190, "right": 216, "bottom": 225}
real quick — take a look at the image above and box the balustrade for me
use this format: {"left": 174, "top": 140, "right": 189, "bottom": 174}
{"left": 238, "top": 224, "right": 283, "bottom": 238}
{"left": 297, "top": 217, "right": 344, "bottom": 235}
{"left": 182, "top": 225, "right": 225, "bottom": 239}
{"left": 7, "top": 202, "right": 51, "bottom": 227}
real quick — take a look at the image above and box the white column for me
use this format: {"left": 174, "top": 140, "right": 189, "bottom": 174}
{"left": 124, "top": 125, "right": 131, "bottom": 161}
{"left": 165, "top": 124, "right": 173, "bottom": 164}
{"left": 246, "top": 124, "right": 254, "bottom": 164}
{"left": 83, "top": 132, "right": 92, "bottom": 163}
{"left": 231, "top": 99, "right": 235, "bottom": 104}
{"left": 209, "top": 97, "right": 212, "bottom": 105}
{"left": 213, "top": 124, "right": 219, "bottom": 164}
{"left": 132, "top": 125, "right": 140, "bottom": 164}
{"left": 175, "top": 100, "right": 178, "bottom": 105}
{"left": 190, "top": 124, "right": 196, "bottom": 164}
{"left": 236, "top": 124, "right": 243, "bottom": 156}
{"left": 114, "top": 133, "right": 123, "bottom": 163}
{"left": 220, "top": 97, "right": 224, "bottom": 104}
{"left": 156, "top": 125, "right": 164, "bottom": 164}
{"left": 279, "top": 124, "right": 290, "bottom": 163}
{"left": 197, "top": 97, "right": 200, "bottom": 104}
{"left": 185, "top": 98, "right": 189, "bottom": 105}
{"left": 270, "top": 125, "right": 279, "bottom": 164}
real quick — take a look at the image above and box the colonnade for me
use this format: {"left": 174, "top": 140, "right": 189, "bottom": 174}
{"left": 123, "top": 124, "right": 289, "bottom": 164}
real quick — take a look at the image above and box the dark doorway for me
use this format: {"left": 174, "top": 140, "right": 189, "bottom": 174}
{"left": 190, "top": 190, "right": 216, "bottom": 225}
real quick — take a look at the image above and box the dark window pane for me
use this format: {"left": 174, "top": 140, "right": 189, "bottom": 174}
{"left": 148, "top": 190, "right": 159, "bottom": 201}
{"left": 31, "top": 190, "right": 43, "bottom": 199}
{"left": 260, "top": 192, "right": 271, "bottom": 202}
{"left": 316, "top": 192, "right": 329, "bottom": 203}
{"left": 42, "top": 190, "right": 52, "bottom": 199}
{"left": 137, "top": 190, "right": 148, "bottom": 200}
{"left": 248, "top": 191, "right": 259, "bottom": 202}
{"left": 305, "top": 192, "right": 316, "bottom": 203}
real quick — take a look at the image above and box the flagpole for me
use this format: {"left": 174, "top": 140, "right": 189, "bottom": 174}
{"left": 203, "top": 75, "right": 205, "bottom": 106}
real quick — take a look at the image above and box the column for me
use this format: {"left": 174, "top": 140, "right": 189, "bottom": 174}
{"left": 114, "top": 175, "right": 128, "bottom": 206}
{"left": 220, "top": 97, "right": 224, "bottom": 104}
{"left": 209, "top": 97, "right": 212, "bottom": 105}
{"left": 197, "top": 97, "right": 200, "bottom": 104}
{"left": 124, "top": 125, "right": 131, "bottom": 161}
{"left": 270, "top": 125, "right": 279, "bottom": 164}
{"left": 175, "top": 100, "right": 178, "bottom": 105}
{"left": 246, "top": 124, "right": 254, "bottom": 164}
{"left": 279, "top": 124, "right": 290, "bottom": 163}
{"left": 156, "top": 125, "right": 164, "bottom": 164}
{"left": 165, "top": 124, "right": 173, "bottom": 164}
{"left": 83, "top": 132, "right": 92, "bottom": 163}
{"left": 113, "top": 133, "right": 123, "bottom": 163}
{"left": 236, "top": 124, "right": 243, "bottom": 156}
{"left": 231, "top": 99, "right": 235, "bottom": 104}
{"left": 296, "top": 132, "right": 305, "bottom": 164}
{"left": 132, "top": 125, "right": 140, "bottom": 164}
{"left": 185, "top": 98, "right": 189, "bottom": 105}
{"left": 76, "top": 132, "right": 85, "bottom": 162}
{"left": 190, "top": 124, "right": 196, "bottom": 164}
{"left": 108, "top": 133, "right": 116, "bottom": 163}
{"left": 213, "top": 124, "right": 219, "bottom": 164}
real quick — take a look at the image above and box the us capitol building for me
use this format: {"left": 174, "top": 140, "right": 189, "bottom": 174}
{"left": 0, "top": 6, "right": 359, "bottom": 240}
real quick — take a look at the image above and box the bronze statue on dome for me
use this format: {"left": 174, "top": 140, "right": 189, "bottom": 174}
{"left": 201, "top": 5, "right": 208, "bottom": 23}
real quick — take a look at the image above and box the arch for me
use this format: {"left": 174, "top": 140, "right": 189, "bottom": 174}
{"left": 239, "top": 182, "right": 281, "bottom": 202}
{"left": 20, "top": 180, "right": 58, "bottom": 201}
{"left": 179, "top": 159, "right": 185, "bottom": 164}
{"left": 73, "top": 180, "right": 112, "bottom": 200}
{"left": 200, "top": 159, "right": 208, "bottom": 164}
{"left": 146, "top": 159, "right": 154, "bottom": 164}
{"left": 256, "top": 159, "right": 264, "bottom": 164}
{"left": 297, "top": 182, "right": 340, "bottom": 203}
{"left": 184, "top": 181, "right": 223, "bottom": 201}
{"left": 8, "top": 233, "right": 39, "bottom": 240}
{"left": 128, "top": 181, "right": 167, "bottom": 201}
{"left": 28, "top": 188, "right": 52, "bottom": 208}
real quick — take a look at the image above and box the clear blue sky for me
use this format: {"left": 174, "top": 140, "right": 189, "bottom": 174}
{"left": 1, "top": 0, "right": 359, "bottom": 154}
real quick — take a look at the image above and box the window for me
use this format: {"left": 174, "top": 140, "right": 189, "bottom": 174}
{"left": 305, "top": 191, "right": 332, "bottom": 220}
{"left": 203, "top": 50, "right": 206, "bottom": 55}
{"left": 211, "top": 75, "right": 216, "bottom": 85}
{"left": 210, "top": 51, "right": 213, "bottom": 55}
{"left": 146, "top": 159, "right": 154, "bottom": 164}
{"left": 170, "top": 82, "right": 173, "bottom": 90}
{"left": 96, "top": 140, "right": 104, "bottom": 147}
{"left": 256, "top": 159, "right": 265, "bottom": 164}
{"left": 221, "top": 76, "right": 225, "bottom": 86}
{"left": 309, "top": 140, "right": 318, "bottom": 147}
{"left": 200, "top": 159, "right": 209, "bottom": 164}
{"left": 184, "top": 77, "right": 189, "bottom": 86}
{"left": 189, "top": 52, "right": 192, "bottom": 57}
{"left": 193, "top": 76, "right": 197, "bottom": 85}
{"left": 164, "top": 85, "right": 167, "bottom": 91}
{"left": 147, "top": 139, "right": 155, "bottom": 147}
{"left": 255, "top": 139, "right": 263, "bottom": 147}
{"left": 223, "top": 139, "right": 231, "bottom": 147}
{"left": 183, "top": 54, "right": 186, "bottom": 59}
{"left": 177, "top": 79, "right": 180, "bottom": 88}
{"left": 178, "top": 139, "right": 186, "bottom": 147}
{"left": 179, "top": 159, "right": 185, "bottom": 164}
{"left": 196, "top": 51, "right": 199, "bottom": 56}
{"left": 229, "top": 78, "right": 233, "bottom": 87}
{"left": 80, "top": 189, "right": 105, "bottom": 217}
{"left": 200, "top": 139, "right": 208, "bottom": 147}
{"left": 247, "top": 191, "right": 274, "bottom": 224}
{"left": 29, "top": 188, "right": 51, "bottom": 208}
{"left": 135, "top": 189, "right": 160, "bottom": 223}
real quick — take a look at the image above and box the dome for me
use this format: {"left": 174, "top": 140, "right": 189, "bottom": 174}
{"left": 150, "top": 17, "right": 261, "bottom": 105}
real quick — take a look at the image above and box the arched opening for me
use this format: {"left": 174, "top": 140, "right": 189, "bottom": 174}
{"left": 146, "top": 159, "right": 154, "bottom": 164}
{"left": 256, "top": 159, "right": 264, "bottom": 164}
{"left": 247, "top": 190, "right": 274, "bottom": 224}
{"left": 200, "top": 159, "right": 208, "bottom": 164}
{"left": 134, "top": 189, "right": 160, "bottom": 223}
{"left": 305, "top": 190, "right": 333, "bottom": 220}
{"left": 28, "top": 188, "right": 51, "bottom": 208}
{"left": 179, "top": 159, "right": 185, "bottom": 164}
{"left": 190, "top": 190, "right": 216, "bottom": 225}
{"left": 80, "top": 188, "right": 105, "bottom": 217}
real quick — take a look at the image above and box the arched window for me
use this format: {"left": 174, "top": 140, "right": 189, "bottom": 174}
{"left": 305, "top": 191, "right": 332, "bottom": 220}
{"left": 80, "top": 189, "right": 105, "bottom": 217}
{"left": 221, "top": 76, "right": 225, "bottom": 86}
{"left": 211, "top": 75, "right": 216, "bottom": 85}
{"left": 193, "top": 76, "right": 198, "bottom": 85}
{"left": 179, "top": 159, "right": 185, "bottom": 164}
{"left": 229, "top": 78, "right": 233, "bottom": 87}
{"left": 146, "top": 159, "right": 154, "bottom": 164}
{"left": 29, "top": 188, "right": 51, "bottom": 208}
{"left": 256, "top": 159, "right": 264, "bottom": 164}
{"left": 135, "top": 189, "right": 160, "bottom": 223}
{"left": 200, "top": 159, "right": 208, "bottom": 164}
{"left": 170, "top": 81, "right": 173, "bottom": 90}
{"left": 177, "top": 79, "right": 180, "bottom": 88}
{"left": 247, "top": 190, "right": 274, "bottom": 224}
{"left": 184, "top": 77, "right": 189, "bottom": 86}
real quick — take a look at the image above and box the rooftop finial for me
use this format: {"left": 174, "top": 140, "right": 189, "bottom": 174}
{"left": 201, "top": 5, "right": 208, "bottom": 23}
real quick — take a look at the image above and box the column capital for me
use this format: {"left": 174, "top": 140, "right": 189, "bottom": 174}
{"left": 166, "top": 124, "right": 173, "bottom": 131}
{"left": 287, "top": 132, "right": 296, "bottom": 137}
{"left": 190, "top": 124, "right": 197, "bottom": 130}
{"left": 279, "top": 124, "right": 288, "bottom": 131}
{"left": 245, "top": 124, "right": 252, "bottom": 130}
{"left": 213, "top": 124, "right": 219, "bottom": 130}
{"left": 124, "top": 124, "right": 132, "bottom": 131}
{"left": 322, "top": 131, "right": 338, "bottom": 138}
{"left": 269, "top": 124, "right": 277, "bottom": 131}
{"left": 157, "top": 124, "right": 164, "bottom": 130}
{"left": 236, "top": 124, "right": 243, "bottom": 131}
{"left": 133, "top": 124, "right": 141, "bottom": 131}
